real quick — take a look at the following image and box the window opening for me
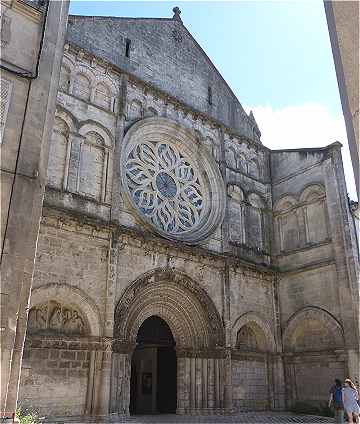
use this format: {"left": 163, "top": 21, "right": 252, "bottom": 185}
{"left": 125, "top": 39, "right": 131, "bottom": 58}
{"left": 208, "top": 86, "right": 212, "bottom": 105}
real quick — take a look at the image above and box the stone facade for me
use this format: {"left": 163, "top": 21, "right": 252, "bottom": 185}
{"left": 14, "top": 8, "right": 359, "bottom": 418}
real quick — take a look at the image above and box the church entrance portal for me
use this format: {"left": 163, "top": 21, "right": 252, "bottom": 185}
{"left": 130, "top": 316, "right": 177, "bottom": 415}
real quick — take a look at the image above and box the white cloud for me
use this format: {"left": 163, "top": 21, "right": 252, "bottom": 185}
{"left": 245, "top": 103, "right": 357, "bottom": 200}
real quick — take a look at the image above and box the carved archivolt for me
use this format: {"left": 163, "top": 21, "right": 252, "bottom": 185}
{"left": 114, "top": 269, "right": 225, "bottom": 349}
{"left": 28, "top": 300, "right": 87, "bottom": 336}
{"left": 121, "top": 117, "right": 226, "bottom": 243}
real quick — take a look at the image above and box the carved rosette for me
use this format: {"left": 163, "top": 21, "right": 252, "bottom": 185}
{"left": 121, "top": 118, "right": 225, "bottom": 243}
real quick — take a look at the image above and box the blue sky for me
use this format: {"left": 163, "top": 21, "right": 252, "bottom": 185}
{"left": 69, "top": 1, "right": 356, "bottom": 199}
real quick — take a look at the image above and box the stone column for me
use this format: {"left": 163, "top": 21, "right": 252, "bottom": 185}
{"left": 109, "top": 341, "right": 134, "bottom": 416}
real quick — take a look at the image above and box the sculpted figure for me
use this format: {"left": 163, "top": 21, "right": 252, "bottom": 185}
{"left": 49, "top": 306, "right": 62, "bottom": 332}
{"left": 28, "top": 305, "right": 48, "bottom": 332}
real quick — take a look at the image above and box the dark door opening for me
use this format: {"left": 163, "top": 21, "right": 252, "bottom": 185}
{"left": 130, "top": 316, "right": 177, "bottom": 415}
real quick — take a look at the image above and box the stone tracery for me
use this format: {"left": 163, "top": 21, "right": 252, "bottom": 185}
{"left": 121, "top": 117, "right": 226, "bottom": 243}
{"left": 125, "top": 141, "right": 204, "bottom": 234}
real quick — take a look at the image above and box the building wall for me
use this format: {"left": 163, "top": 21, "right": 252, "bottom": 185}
{"left": 0, "top": 0, "right": 70, "bottom": 413}
{"left": 13, "top": 18, "right": 359, "bottom": 417}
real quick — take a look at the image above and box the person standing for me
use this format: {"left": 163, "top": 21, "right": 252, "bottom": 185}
{"left": 342, "top": 378, "right": 359, "bottom": 424}
{"left": 329, "top": 379, "right": 345, "bottom": 423}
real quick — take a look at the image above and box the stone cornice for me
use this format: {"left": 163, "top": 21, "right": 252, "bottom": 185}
{"left": 41, "top": 205, "right": 277, "bottom": 278}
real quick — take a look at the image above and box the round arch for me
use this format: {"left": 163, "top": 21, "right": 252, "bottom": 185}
{"left": 114, "top": 269, "right": 225, "bottom": 349}
{"left": 30, "top": 283, "right": 102, "bottom": 336}
{"left": 232, "top": 312, "right": 276, "bottom": 352}
{"left": 283, "top": 306, "right": 344, "bottom": 352}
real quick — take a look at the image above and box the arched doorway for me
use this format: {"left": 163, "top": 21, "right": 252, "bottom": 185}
{"left": 130, "top": 316, "right": 177, "bottom": 415}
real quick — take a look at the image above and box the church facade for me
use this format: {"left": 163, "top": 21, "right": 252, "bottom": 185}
{"left": 17, "top": 9, "right": 359, "bottom": 418}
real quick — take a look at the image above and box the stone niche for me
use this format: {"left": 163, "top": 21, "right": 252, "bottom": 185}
{"left": 28, "top": 300, "right": 87, "bottom": 336}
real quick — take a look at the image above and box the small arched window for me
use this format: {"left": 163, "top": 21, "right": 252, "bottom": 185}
{"left": 78, "top": 131, "right": 107, "bottom": 201}
{"left": 301, "top": 186, "right": 328, "bottom": 244}
{"left": 59, "top": 65, "right": 71, "bottom": 93}
{"left": 47, "top": 117, "right": 69, "bottom": 189}
{"left": 247, "top": 193, "right": 265, "bottom": 250}
{"left": 225, "top": 146, "right": 236, "bottom": 169}
{"left": 73, "top": 73, "right": 91, "bottom": 101}
{"left": 94, "top": 82, "right": 112, "bottom": 110}
{"left": 248, "top": 159, "right": 259, "bottom": 179}
{"left": 228, "top": 185, "right": 245, "bottom": 244}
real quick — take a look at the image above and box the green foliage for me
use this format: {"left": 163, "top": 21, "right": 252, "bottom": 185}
{"left": 15, "top": 407, "right": 39, "bottom": 424}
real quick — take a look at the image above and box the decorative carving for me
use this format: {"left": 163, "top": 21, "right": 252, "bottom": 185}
{"left": 114, "top": 268, "right": 225, "bottom": 349}
{"left": 125, "top": 141, "right": 204, "bottom": 235}
{"left": 121, "top": 118, "right": 226, "bottom": 243}
{"left": 28, "top": 300, "right": 87, "bottom": 336}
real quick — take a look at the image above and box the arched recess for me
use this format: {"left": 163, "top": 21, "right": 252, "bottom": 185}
{"left": 246, "top": 192, "right": 266, "bottom": 250}
{"left": 231, "top": 312, "right": 276, "bottom": 411}
{"left": 78, "top": 121, "right": 114, "bottom": 147}
{"left": 47, "top": 108, "right": 77, "bottom": 190}
{"left": 232, "top": 312, "right": 276, "bottom": 352}
{"left": 227, "top": 184, "right": 246, "bottom": 244}
{"left": 30, "top": 283, "right": 102, "bottom": 336}
{"left": 282, "top": 307, "right": 345, "bottom": 407}
{"left": 112, "top": 269, "right": 229, "bottom": 415}
{"left": 18, "top": 284, "right": 103, "bottom": 417}
{"left": 283, "top": 306, "right": 344, "bottom": 352}
{"left": 299, "top": 184, "right": 329, "bottom": 245}
{"left": 114, "top": 268, "right": 225, "bottom": 349}
{"left": 273, "top": 194, "right": 301, "bottom": 253}
{"left": 225, "top": 145, "right": 237, "bottom": 169}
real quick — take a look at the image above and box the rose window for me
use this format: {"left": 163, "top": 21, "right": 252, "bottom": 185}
{"left": 125, "top": 142, "right": 204, "bottom": 234}
{"left": 121, "top": 118, "right": 225, "bottom": 243}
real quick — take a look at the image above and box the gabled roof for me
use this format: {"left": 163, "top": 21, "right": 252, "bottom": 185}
{"left": 66, "top": 9, "right": 261, "bottom": 142}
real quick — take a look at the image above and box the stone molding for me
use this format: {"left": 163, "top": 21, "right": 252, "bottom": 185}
{"left": 282, "top": 306, "right": 344, "bottom": 352}
{"left": 232, "top": 311, "right": 276, "bottom": 352}
{"left": 30, "top": 283, "right": 102, "bottom": 337}
{"left": 120, "top": 117, "right": 226, "bottom": 243}
{"left": 114, "top": 268, "right": 225, "bottom": 349}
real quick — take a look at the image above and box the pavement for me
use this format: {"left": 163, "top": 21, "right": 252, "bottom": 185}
{"left": 41, "top": 412, "right": 334, "bottom": 424}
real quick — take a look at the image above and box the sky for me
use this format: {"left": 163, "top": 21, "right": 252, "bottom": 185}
{"left": 69, "top": 0, "right": 357, "bottom": 200}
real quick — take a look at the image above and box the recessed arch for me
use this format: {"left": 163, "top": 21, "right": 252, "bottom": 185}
{"left": 114, "top": 268, "right": 225, "bottom": 349}
{"left": 300, "top": 183, "right": 326, "bottom": 203}
{"left": 30, "top": 283, "right": 102, "bottom": 337}
{"left": 283, "top": 306, "right": 344, "bottom": 352}
{"left": 54, "top": 106, "right": 78, "bottom": 132}
{"left": 232, "top": 312, "right": 276, "bottom": 352}
{"left": 78, "top": 120, "right": 114, "bottom": 147}
{"left": 273, "top": 194, "right": 298, "bottom": 213}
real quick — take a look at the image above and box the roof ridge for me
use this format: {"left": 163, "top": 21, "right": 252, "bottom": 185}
{"left": 69, "top": 14, "right": 174, "bottom": 22}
